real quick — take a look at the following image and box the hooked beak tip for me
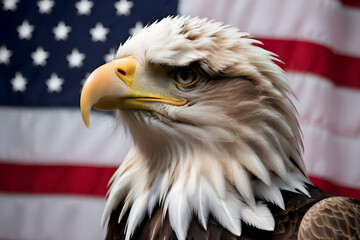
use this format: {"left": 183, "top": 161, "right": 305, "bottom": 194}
{"left": 81, "top": 105, "right": 91, "bottom": 128}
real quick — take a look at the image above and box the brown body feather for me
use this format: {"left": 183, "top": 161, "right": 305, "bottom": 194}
{"left": 298, "top": 196, "right": 360, "bottom": 240}
{"left": 105, "top": 184, "right": 360, "bottom": 240}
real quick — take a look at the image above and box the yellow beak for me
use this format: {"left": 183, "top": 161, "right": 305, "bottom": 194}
{"left": 80, "top": 56, "right": 187, "bottom": 128}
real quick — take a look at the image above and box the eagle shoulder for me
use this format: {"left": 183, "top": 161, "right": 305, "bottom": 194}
{"left": 298, "top": 196, "right": 360, "bottom": 240}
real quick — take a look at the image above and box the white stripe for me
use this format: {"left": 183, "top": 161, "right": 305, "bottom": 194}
{"left": 179, "top": 0, "right": 360, "bottom": 57}
{"left": 301, "top": 123, "right": 360, "bottom": 189}
{"left": 287, "top": 72, "right": 360, "bottom": 188}
{"left": 0, "top": 194, "right": 106, "bottom": 240}
{"left": 288, "top": 72, "right": 360, "bottom": 137}
{"left": 0, "top": 107, "right": 132, "bottom": 166}
{"left": 288, "top": 72, "right": 360, "bottom": 188}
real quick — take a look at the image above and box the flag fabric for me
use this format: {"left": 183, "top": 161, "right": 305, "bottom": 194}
{"left": 0, "top": 0, "right": 360, "bottom": 239}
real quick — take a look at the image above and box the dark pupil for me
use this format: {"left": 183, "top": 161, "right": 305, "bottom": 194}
{"left": 180, "top": 69, "right": 193, "bottom": 81}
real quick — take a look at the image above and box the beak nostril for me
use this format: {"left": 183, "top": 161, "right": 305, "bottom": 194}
{"left": 117, "top": 69, "right": 126, "bottom": 76}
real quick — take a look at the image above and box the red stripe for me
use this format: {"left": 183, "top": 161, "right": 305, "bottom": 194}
{"left": 1, "top": 163, "right": 359, "bottom": 200}
{"left": 341, "top": 0, "right": 360, "bottom": 8}
{"left": 0, "top": 162, "right": 116, "bottom": 196}
{"left": 309, "top": 176, "right": 360, "bottom": 200}
{"left": 256, "top": 38, "right": 360, "bottom": 89}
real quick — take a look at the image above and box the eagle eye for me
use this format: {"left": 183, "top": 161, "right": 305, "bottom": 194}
{"left": 170, "top": 68, "right": 200, "bottom": 88}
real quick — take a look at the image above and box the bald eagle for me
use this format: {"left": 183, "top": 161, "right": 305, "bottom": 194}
{"left": 80, "top": 17, "right": 360, "bottom": 240}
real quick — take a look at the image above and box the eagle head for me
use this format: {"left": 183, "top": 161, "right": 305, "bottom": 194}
{"left": 80, "top": 16, "right": 309, "bottom": 240}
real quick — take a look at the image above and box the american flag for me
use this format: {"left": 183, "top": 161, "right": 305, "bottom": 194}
{"left": 0, "top": 0, "right": 177, "bottom": 105}
{"left": 1, "top": 0, "right": 360, "bottom": 239}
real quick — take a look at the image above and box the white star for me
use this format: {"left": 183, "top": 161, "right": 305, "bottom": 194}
{"left": 53, "top": 21, "right": 71, "bottom": 41}
{"left": 89, "top": 22, "right": 109, "bottom": 42}
{"left": 104, "top": 48, "right": 116, "bottom": 63}
{"left": 17, "top": 20, "right": 35, "bottom": 40}
{"left": 0, "top": 45, "right": 12, "bottom": 65}
{"left": 66, "top": 48, "right": 85, "bottom": 68}
{"left": 114, "top": 0, "right": 133, "bottom": 16}
{"left": 31, "top": 47, "right": 49, "bottom": 66}
{"left": 129, "top": 21, "right": 143, "bottom": 36}
{"left": 11, "top": 72, "right": 27, "bottom": 92}
{"left": 2, "top": 0, "right": 19, "bottom": 11}
{"left": 37, "top": 0, "right": 55, "bottom": 14}
{"left": 75, "top": 0, "right": 93, "bottom": 15}
{"left": 46, "top": 73, "right": 64, "bottom": 93}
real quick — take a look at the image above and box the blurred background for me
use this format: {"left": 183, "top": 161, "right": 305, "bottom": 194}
{"left": 0, "top": 0, "right": 359, "bottom": 239}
